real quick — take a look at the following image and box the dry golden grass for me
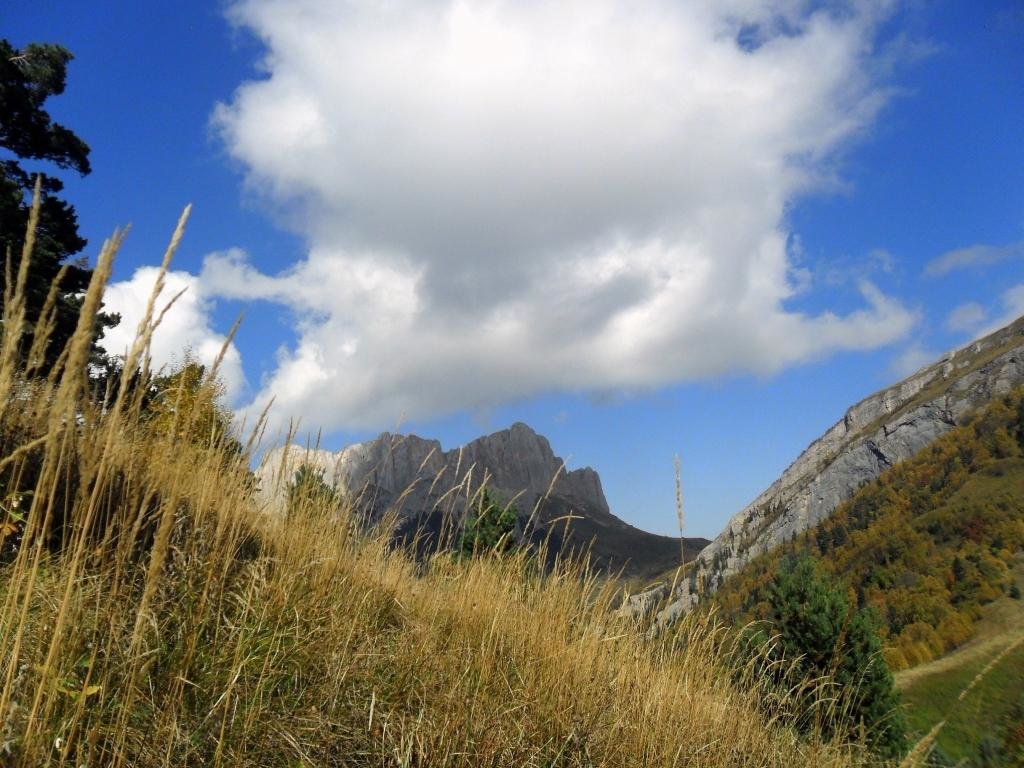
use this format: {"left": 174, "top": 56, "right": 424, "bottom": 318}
{"left": 0, "top": 203, "right": 879, "bottom": 766}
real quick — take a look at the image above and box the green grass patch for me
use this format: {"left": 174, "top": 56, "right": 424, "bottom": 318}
{"left": 899, "top": 561, "right": 1024, "bottom": 763}
{"left": 901, "top": 637, "right": 1024, "bottom": 762}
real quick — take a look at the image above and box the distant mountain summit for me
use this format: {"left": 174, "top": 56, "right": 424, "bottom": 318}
{"left": 259, "top": 422, "right": 707, "bottom": 578}
{"left": 656, "top": 314, "right": 1024, "bottom": 625}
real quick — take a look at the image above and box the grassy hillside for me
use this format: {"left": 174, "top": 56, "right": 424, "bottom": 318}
{"left": 712, "top": 389, "right": 1024, "bottom": 672}
{"left": 897, "top": 560, "right": 1024, "bottom": 765}
{"left": 0, "top": 212, "right": 872, "bottom": 766}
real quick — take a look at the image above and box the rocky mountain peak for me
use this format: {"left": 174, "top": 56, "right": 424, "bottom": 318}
{"left": 259, "top": 421, "right": 607, "bottom": 519}
{"left": 258, "top": 421, "right": 706, "bottom": 578}
{"left": 456, "top": 422, "right": 607, "bottom": 512}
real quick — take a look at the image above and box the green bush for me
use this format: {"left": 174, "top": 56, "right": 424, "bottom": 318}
{"left": 763, "top": 553, "right": 906, "bottom": 759}
{"left": 458, "top": 489, "right": 518, "bottom": 558}
{"left": 286, "top": 464, "right": 340, "bottom": 516}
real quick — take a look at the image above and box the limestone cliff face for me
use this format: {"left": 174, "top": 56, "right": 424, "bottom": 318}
{"left": 259, "top": 421, "right": 608, "bottom": 521}
{"left": 656, "top": 315, "right": 1024, "bottom": 625}
{"left": 258, "top": 422, "right": 702, "bottom": 577}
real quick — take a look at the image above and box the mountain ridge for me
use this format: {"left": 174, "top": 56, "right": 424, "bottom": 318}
{"left": 259, "top": 421, "right": 707, "bottom": 578}
{"left": 655, "top": 314, "right": 1024, "bottom": 625}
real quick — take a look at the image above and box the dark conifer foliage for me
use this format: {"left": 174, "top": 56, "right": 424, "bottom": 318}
{"left": 459, "top": 489, "right": 518, "bottom": 558}
{"left": 763, "top": 553, "right": 906, "bottom": 759}
{"left": 0, "top": 39, "right": 118, "bottom": 371}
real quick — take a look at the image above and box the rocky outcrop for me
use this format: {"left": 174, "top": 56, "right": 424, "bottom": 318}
{"left": 259, "top": 422, "right": 708, "bottom": 578}
{"left": 656, "top": 315, "right": 1024, "bottom": 626}
{"left": 616, "top": 582, "right": 670, "bottom": 620}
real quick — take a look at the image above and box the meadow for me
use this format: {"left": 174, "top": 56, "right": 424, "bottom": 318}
{"left": 0, "top": 204, "right": 902, "bottom": 766}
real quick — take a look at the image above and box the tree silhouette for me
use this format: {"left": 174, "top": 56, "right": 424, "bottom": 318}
{"left": 0, "top": 39, "right": 118, "bottom": 372}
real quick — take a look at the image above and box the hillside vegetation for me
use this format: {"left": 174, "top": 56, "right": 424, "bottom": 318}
{"left": 0, "top": 209, "right": 875, "bottom": 766}
{"left": 713, "top": 388, "right": 1024, "bottom": 672}
{"left": 897, "top": 561, "right": 1024, "bottom": 765}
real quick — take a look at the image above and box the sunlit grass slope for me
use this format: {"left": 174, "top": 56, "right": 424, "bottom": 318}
{"left": 897, "top": 560, "right": 1024, "bottom": 764}
{"left": 0, "top": 205, "right": 873, "bottom": 766}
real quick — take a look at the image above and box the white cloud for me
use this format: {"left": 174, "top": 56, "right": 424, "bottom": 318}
{"left": 101, "top": 268, "right": 247, "bottom": 401}
{"left": 945, "top": 302, "right": 986, "bottom": 333}
{"left": 205, "top": 0, "right": 915, "bottom": 433}
{"left": 893, "top": 288, "right": 1024, "bottom": 379}
{"left": 819, "top": 246, "right": 898, "bottom": 287}
{"left": 890, "top": 343, "right": 939, "bottom": 379}
{"left": 986, "top": 284, "right": 1024, "bottom": 335}
{"left": 942, "top": 287, "right": 1024, "bottom": 344}
{"left": 924, "top": 241, "right": 1024, "bottom": 278}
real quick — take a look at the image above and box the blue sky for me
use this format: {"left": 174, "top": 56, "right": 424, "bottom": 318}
{"left": 6, "top": 0, "right": 1024, "bottom": 538}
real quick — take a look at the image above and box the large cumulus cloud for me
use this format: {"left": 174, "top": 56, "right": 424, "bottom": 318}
{"left": 198, "top": 0, "right": 913, "bottom": 431}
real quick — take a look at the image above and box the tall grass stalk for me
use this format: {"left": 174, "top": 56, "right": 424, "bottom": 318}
{"left": 674, "top": 453, "right": 685, "bottom": 566}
